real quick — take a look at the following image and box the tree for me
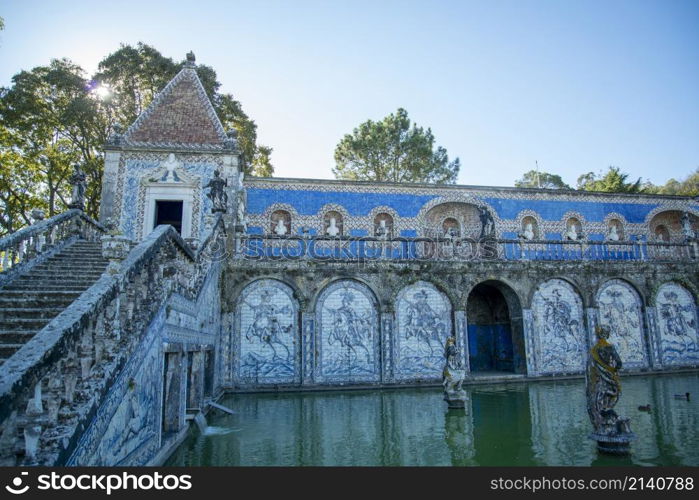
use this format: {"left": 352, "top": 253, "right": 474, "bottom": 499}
{"left": 333, "top": 108, "right": 460, "bottom": 184}
{"left": 515, "top": 170, "right": 571, "bottom": 189}
{"left": 94, "top": 43, "right": 273, "bottom": 176}
{"left": 643, "top": 168, "right": 699, "bottom": 196}
{"left": 576, "top": 166, "right": 643, "bottom": 193}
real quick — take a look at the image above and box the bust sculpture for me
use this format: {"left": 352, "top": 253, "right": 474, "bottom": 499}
{"left": 376, "top": 219, "right": 388, "bottom": 239}
{"left": 274, "top": 219, "right": 288, "bottom": 236}
{"left": 607, "top": 224, "right": 620, "bottom": 241}
{"left": 522, "top": 222, "right": 535, "bottom": 240}
{"left": 565, "top": 224, "right": 579, "bottom": 241}
{"left": 326, "top": 217, "right": 340, "bottom": 237}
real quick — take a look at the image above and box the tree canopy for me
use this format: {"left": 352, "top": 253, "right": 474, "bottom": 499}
{"left": 333, "top": 108, "right": 460, "bottom": 184}
{"left": 0, "top": 43, "right": 272, "bottom": 236}
{"left": 514, "top": 170, "right": 571, "bottom": 190}
{"left": 576, "top": 166, "right": 643, "bottom": 193}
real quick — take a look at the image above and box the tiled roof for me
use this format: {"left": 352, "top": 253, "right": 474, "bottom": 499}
{"left": 122, "top": 65, "right": 228, "bottom": 150}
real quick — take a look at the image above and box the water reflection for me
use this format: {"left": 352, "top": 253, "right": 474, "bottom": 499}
{"left": 167, "top": 373, "right": 699, "bottom": 466}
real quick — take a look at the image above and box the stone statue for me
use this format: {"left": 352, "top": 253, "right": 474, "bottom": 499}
{"left": 205, "top": 170, "right": 228, "bottom": 213}
{"left": 565, "top": 224, "right": 579, "bottom": 241}
{"left": 442, "top": 336, "right": 467, "bottom": 409}
{"left": 607, "top": 224, "right": 620, "bottom": 241}
{"left": 681, "top": 212, "right": 695, "bottom": 240}
{"left": 274, "top": 218, "right": 288, "bottom": 236}
{"left": 477, "top": 206, "right": 495, "bottom": 239}
{"left": 326, "top": 217, "right": 340, "bottom": 237}
{"left": 376, "top": 219, "right": 389, "bottom": 239}
{"left": 160, "top": 153, "right": 181, "bottom": 182}
{"left": 68, "top": 164, "right": 87, "bottom": 210}
{"left": 520, "top": 222, "right": 535, "bottom": 241}
{"left": 586, "top": 325, "right": 634, "bottom": 454}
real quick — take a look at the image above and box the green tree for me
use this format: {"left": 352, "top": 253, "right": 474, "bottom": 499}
{"left": 643, "top": 168, "right": 699, "bottom": 196}
{"left": 515, "top": 170, "right": 571, "bottom": 189}
{"left": 94, "top": 43, "right": 273, "bottom": 176}
{"left": 576, "top": 166, "right": 643, "bottom": 193}
{"left": 333, "top": 108, "right": 460, "bottom": 184}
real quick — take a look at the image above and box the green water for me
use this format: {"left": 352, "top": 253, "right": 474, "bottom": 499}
{"left": 166, "top": 373, "right": 699, "bottom": 466}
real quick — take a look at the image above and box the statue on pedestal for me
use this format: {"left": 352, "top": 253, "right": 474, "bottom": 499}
{"left": 68, "top": 164, "right": 87, "bottom": 210}
{"left": 681, "top": 212, "right": 696, "bottom": 240}
{"left": 442, "top": 336, "right": 468, "bottom": 410}
{"left": 205, "top": 170, "right": 228, "bottom": 213}
{"left": 586, "top": 325, "right": 635, "bottom": 454}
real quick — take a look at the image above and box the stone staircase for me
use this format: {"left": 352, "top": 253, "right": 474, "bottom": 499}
{"left": 0, "top": 240, "right": 108, "bottom": 365}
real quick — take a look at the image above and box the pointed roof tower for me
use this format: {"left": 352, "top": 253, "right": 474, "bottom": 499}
{"left": 121, "top": 52, "right": 229, "bottom": 151}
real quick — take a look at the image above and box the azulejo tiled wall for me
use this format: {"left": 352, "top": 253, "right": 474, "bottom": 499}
{"left": 394, "top": 281, "right": 452, "bottom": 381}
{"left": 235, "top": 279, "right": 300, "bottom": 385}
{"left": 596, "top": 279, "right": 648, "bottom": 369}
{"left": 530, "top": 279, "right": 586, "bottom": 375}
{"left": 315, "top": 280, "right": 380, "bottom": 383}
{"left": 655, "top": 283, "right": 699, "bottom": 366}
{"left": 244, "top": 178, "right": 699, "bottom": 242}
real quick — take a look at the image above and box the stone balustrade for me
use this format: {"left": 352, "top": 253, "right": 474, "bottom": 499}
{"left": 0, "top": 210, "right": 107, "bottom": 287}
{"left": 0, "top": 214, "right": 226, "bottom": 465}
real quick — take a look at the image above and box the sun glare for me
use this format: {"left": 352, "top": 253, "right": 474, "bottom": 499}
{"left": 93, "top": 84, "right": 111, "bottom": 99}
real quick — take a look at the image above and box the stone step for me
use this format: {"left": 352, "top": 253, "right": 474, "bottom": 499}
{"left": 0, "top": 318, "right": 51, "bottom": 331}
{"left": 46, "top": 255, "right": 107, "bottom": 262}
{"left": 6, "top": 284, "right": 94, "bottom": 292}
{"left": 0, "top": 331, "right": 36, "bottom": 344}
{"left": 0, "top": 290, "right": 85, "bottom": 300}
{"left": 0, "top": 297, "right": 76, "bottom": 309}
{"left": 9, "top": 277, "right": 101, "bottom": 285}
{"left": 0, "top": 344, "right": 24, "bottom": 358}
{"left": 0, "top": 307, "right": 65, "bottom": 320}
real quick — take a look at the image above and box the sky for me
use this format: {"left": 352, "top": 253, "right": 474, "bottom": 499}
{"left": 1, "top": 0, "right": 698, "bottom": 188}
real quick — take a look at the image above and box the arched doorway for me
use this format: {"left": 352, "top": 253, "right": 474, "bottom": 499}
{"left": 466, "top": 281, "right": 526, "bottom": 374}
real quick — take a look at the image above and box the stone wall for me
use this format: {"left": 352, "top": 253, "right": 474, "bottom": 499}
{"left": 220, "top": 258, "right": 699, "bottom": 388}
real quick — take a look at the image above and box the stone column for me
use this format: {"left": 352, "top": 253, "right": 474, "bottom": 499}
{"left": 301, "top": 312, "right": 315, "bottom": 385}
{"left": 522, "top": 309, "right": 537, "bottom": 376}
{"left": 381, "top": 312, "right": 394, "bottom": 383}
{"left": 454, "top": 310, "right": 469, "bottom": 373}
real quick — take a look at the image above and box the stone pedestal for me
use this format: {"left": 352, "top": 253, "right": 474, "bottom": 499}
{"left": 101, "top": 234, "right": 132, "bottom": 274}
{"left": 444, "top": 391, "right": 468, "bottom": 410}
{"left": 589, "top": 430, "right": 635, "bottom": 455}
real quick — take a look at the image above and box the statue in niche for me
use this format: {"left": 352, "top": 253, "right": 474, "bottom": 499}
{"left": 442, "top": 336, "right": 467, "bottom": 409}
{"left": 477, "top": 206, "right": 495, "bottom": 239}
{"left": 520, "top": 222, "right": 536, "bottom": 240}
{"left": 404, "top": 290, "right": 447, "bottom": 355}
{"left": 376, "top": 219, "right": 389, "bottom": 239}
{"left": 205, "top": 170, "right": 228, "bottom": 213}
{"left": 274, "top": 218, "right": 288, "bottom": 236}
{"left": 326, "top": 217, "right": 341, "bottom": 237}
{"left": 681, "top": 212, "right": 696, "bottom": 240}
{"left": 607, "top": 224, "right": 620, "bottom": 241}
{"left": 68, "top": 164, "right": 87, "bottom": 210}
{"left": 586, "top": 325, "right": 634, "bottom": 454}
{"left": 565, "top": 223, "right": 580, "bottom": 241}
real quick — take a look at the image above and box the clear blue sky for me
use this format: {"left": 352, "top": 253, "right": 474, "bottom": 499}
{"left": 1, "top": 0, "right": 697, "bottom": 187}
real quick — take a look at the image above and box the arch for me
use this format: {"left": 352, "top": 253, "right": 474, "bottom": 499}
{"left": 417, "top": 197, "right": 500, "bottom": 238}
{"left": 394, "top": 281, "right": 453, "bottom": 381}
{"left": 373, "top": 212, "right": 395, "bottom": 238}
{"left": 316, "top": 203, "right": 350, "bottom": 235}
{"left": 466, "top": 279, "right": 526, "bottom": 374}
{"left": 270, "top": 209, "right": 291, "bottom": 236}
{"left": 235, "top": 279, "right": 300, "bottom": 385}
{"left": 654, "top": 282, "right": 699, "bottom": 367}
{"left": 315, "top": 279, "right": 380, "bottom": 383}
{"left": 520, "top": 215, "right": 540, "bottom": 240}
{"left": 648, "top": 210, "right": 699, "bottom": 242}
{"left": 526, "top": 275, "right": 588, "bottom": 309}
{"left": 323, "top": 210, "right": 344, "bottom": 237}
{"left": 596, "top": 279, "right": 649, "bottom": 369}
{"left": 530, "top": 278, "right": 587, "bottom": 375}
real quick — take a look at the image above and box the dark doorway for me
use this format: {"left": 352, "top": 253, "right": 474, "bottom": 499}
{"left": 155, "top": 200, "right": 183, "bottom": 233}
{"left": 467, "top": 281, "right": 526, "bottom": 374}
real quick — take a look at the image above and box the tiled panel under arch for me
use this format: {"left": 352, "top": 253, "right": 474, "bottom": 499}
{"left": 596, "top": 279, "right": 648, "bottom": 369}
{"left": 655, "top": 283, "right": 699, "bottom": 367}
{"left": 394, "top": 281, "right": 452, "bottom": 381}
{"left": 315, "top": 280, "right": 380, "bottom": 384}
{"left": 531, "top": 279, "right": 586, "bottom": 375}
{"left": 235, "top": 279, "right": 300, "bottom": 385}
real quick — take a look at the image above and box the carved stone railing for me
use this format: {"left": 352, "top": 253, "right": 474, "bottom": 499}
{"left": 236, "top": 234, "right": 697, "bottom": 263}
{"left": 0, "top": 210, "right": 107, "bottom": 287}
{"left": 0, "top": 214, "right": 225, "bottom": 465}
